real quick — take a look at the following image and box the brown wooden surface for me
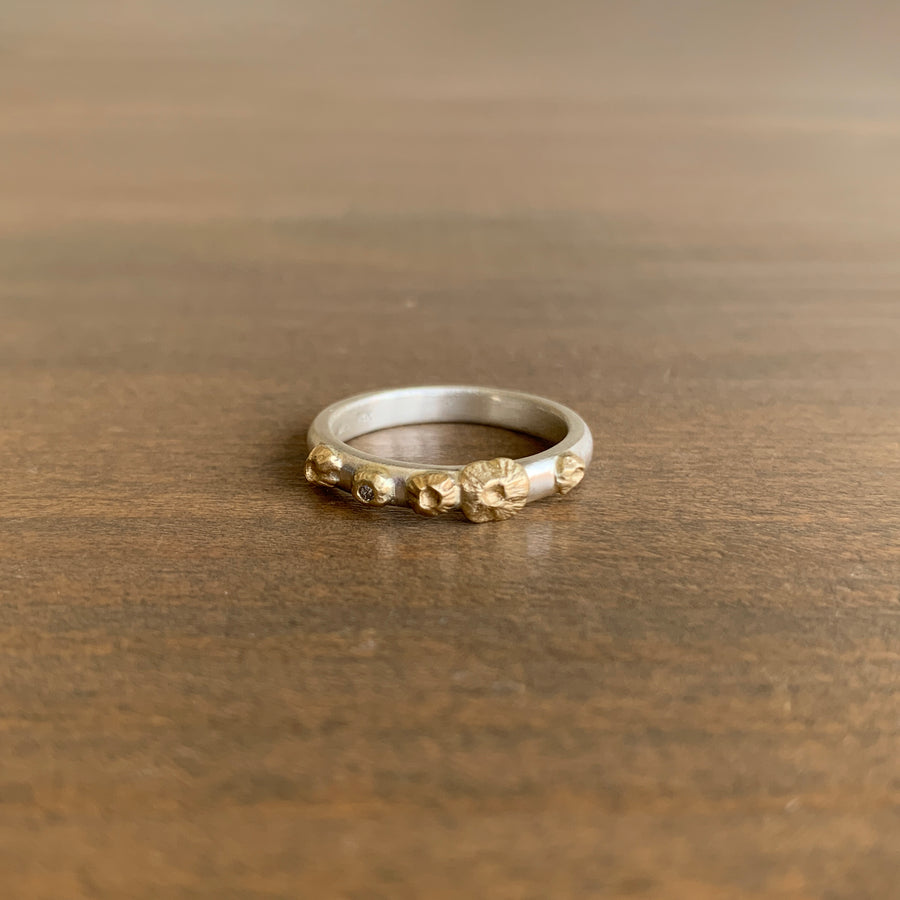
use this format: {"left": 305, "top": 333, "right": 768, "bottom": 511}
{"left": 2, "top": 3, "right": 899, "bottom": 898}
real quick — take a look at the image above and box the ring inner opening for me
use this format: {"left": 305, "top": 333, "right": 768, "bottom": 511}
{"left": 330, "top": 389, "right": 569, "bottom": 443}
{"left": 348, "top": 423, "right": 552, "bottom": 467}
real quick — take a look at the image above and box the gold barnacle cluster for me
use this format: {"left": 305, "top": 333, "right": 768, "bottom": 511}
{"left": 305, "top": 443, "right": 344, "bottom": 486}
{"left": 405, "top": 458, "right": 529, "bottom": 522}
{"left": 406, "top": 471, "right": 459, "bottom": 517}
{"left": 352, "top": 466, "right": 394, "bottom": 506}
{"left": 459, "top": 457, "right": 530, "bottom": 523}
{"left": 307, "top": 448, "right": 567, "bottom": 523}
{"left": 554, "top": 452, "right": 585, "bottom": 495}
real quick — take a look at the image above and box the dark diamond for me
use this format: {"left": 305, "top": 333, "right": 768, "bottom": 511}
{"left": 358, "top": 484, "right": 375, "bottom": 502}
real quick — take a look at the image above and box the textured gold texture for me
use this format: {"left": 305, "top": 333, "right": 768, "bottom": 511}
{"left": 352, "top": 466, "right": 394, "bottom": 506}
{"left": 305, "top": 443, "right": 343, "bottom": 486}
{"left": 406, "top": 472, "right": 460, "bottom": 517}
{"left": 554, "top": 452, "right": 586, "bottom": 494}
{"left": 459, "top": 457, "right": 530, "bottom": 523}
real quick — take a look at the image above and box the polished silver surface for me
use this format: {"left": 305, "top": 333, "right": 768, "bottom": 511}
{"left": 306, "top": 385, "right": 593, "bottom": 520}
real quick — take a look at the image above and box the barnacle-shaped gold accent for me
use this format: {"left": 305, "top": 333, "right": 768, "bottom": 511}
{"left": 352, "top": 465, "right": 394, "bottom": 506}
{"left": 459, "top": 457, "right": 530, "bottom": 523}
{"left": 554, "top": 452, "right": 585, "bottom": 494}
{"left": 406, "top": 472, "right": 459, "bottom": 517}
{"left": 305, "top": 443, "right": 343, "bottom": 486}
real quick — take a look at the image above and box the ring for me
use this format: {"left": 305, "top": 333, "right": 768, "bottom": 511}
{"left": 305, "top": 386, "right": 593, "bottom": 523}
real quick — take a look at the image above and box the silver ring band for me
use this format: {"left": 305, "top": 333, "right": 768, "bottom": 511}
{"left": 305, "top": 385, "right": 593, "bottom": 523}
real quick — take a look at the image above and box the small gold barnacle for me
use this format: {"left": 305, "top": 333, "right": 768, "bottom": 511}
{"left": 305, "top": 443, "right": 344, "bottom": 486}
{"left": 459, "top": 457, "right": 530, "bottom": 523}
{"left": 554, "top": 452, "right": 585, "bottom": 494}
{"left": 352, "top": 466, "right": 394, "bottom": 506}
{"left": 406, "top": 472, "right": 460, "bottom": 517}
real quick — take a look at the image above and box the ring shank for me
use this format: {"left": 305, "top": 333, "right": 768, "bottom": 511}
{"left": 307, "top": 385, "right": 593, "bottom": 503}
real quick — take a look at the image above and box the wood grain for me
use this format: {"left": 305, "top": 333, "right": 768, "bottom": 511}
{"left": 1, "top": 3, "right": 899, "bottom": 898}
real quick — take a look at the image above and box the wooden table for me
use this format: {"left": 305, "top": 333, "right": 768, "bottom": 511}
{"left": 2, "top": 4, "right": 898, "bottom": 898}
